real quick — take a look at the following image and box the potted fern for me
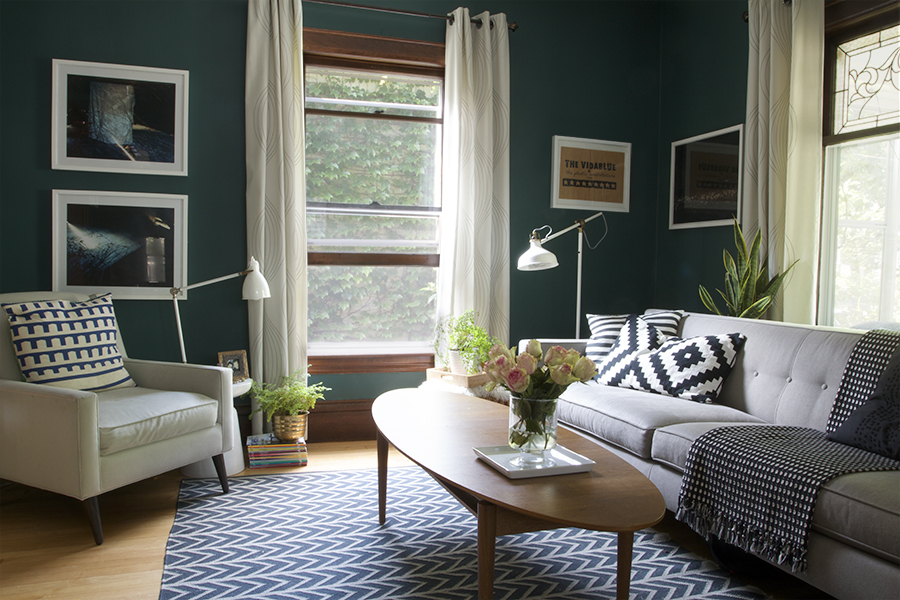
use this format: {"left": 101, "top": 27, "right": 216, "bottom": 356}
{"left": 699, "top": 218, "right": 797, "bottom": 319}
{"left": 249, "top": 367, "right": 330, "bottom": 442}
{"left": 434, "top": 310, "right": 500, "bottom": 375}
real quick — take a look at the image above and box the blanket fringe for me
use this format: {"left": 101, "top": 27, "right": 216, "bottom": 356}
{"left": 677, "top": 499, "right": 808, "bottom": 573}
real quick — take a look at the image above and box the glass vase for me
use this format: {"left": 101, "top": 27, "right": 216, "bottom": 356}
{"left": 508, "top": 395, "right": 558, "bottom": 467}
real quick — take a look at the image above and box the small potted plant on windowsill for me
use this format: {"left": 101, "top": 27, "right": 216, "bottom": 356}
{"left": 434, "top": 310, "right": 500, "bottom": 375}
{"left": 249, "top": 367, "right": 330, "bottom": 443}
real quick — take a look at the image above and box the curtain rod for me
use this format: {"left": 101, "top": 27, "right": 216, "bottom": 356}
{"left": 302, "top": 0, "right": 519, "bottom": 31}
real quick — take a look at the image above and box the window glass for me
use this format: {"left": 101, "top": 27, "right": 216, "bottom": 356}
{"left": 305, "top": 63, "right": 443, "bottom": 354}
{"left": 822, "top": 134, "right": 900, "bottom": 327}
{"left": 307, "top": 265, "right": 437, "bottom": 346}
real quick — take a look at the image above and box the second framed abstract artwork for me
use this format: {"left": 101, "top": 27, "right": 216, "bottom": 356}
{"left": 52, "top": 190, "right": 188, "bottom": 300}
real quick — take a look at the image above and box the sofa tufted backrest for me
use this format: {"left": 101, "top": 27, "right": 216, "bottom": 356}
{"left": 675, "top": 312, "right": 863, "bottom": 431}
{"left": 0, "top": 291, "right": 129, "bottom": 382}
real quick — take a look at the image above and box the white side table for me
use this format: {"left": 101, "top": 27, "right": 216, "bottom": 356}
{"left": 181, "top": 379, "right": 250, "bottom": 478}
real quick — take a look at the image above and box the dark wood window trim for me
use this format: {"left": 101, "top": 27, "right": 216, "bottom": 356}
{"left": 304, "top": 27, "right": 444, "bottom": 69}
{"left": 309, "top": 353, "right": 434, "bottom": 374}
{"left": 304, "top": 28, "right": 445, "bottom": 371}
{"left": 308, "top": 252, "right": 439, "bottom": 267}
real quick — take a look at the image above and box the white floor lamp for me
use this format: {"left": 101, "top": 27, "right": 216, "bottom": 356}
{"left": 171, "top": 256, "right": 271, "bottom": 478}
{"left": 517, "top": 212, "right": 607, "bottom": 339}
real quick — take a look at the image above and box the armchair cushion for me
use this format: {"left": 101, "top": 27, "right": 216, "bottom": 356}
{"left": 3, "top": 294, "right": 134, "bottom": 392}
{"left": 98, "top": 387, "right": 219, "bottom": 456}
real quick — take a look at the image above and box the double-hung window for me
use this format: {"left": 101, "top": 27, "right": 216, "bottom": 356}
{"left": 303, "top": 30, "right": 444, "bottom": 359}
{"left": 819, "top": 13, "right": 899, "bottom": 327}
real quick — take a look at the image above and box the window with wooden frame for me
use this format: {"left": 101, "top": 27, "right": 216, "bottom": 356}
{"left": 303, "top": 29, "right": 444, "bottom": 372}
{"left": 818, "top": 2, "right": 900, "bottom": 328}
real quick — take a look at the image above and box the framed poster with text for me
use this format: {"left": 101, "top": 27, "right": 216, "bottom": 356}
{"left": 551, "top": 136, "right": 631, "bottom": 212}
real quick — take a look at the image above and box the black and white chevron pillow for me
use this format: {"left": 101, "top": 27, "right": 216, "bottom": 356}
{"left": 596, "top": 315, "right": 669, "bottom": 385}
{"left": 619, "top": 332, "right": 747, "bottom": 403}
{"left": 585, "top": 310, "right": 683, "bottom": 365}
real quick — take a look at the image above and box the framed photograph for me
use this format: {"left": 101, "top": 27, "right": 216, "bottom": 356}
{"left": 551, "top": 136, "right": 631, "bottom": 212}
{"left": 52, "top": 190, "right": 188, "bottom": 300}
{"left": 218, "top": 350, "right": 249, "bottom": 382}
{"left": 669, "top": 124, "right": 743, "bottom": 230}
{"left": 51, "top": 59, "right": 189, "bottom": 176}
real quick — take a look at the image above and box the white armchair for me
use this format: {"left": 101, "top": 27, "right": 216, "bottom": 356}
{"left": 0, "top": 292, "right": 232, "bottom": 544}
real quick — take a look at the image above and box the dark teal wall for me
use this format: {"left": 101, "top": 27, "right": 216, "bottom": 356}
{"left": 0, "top": 0, "right": 248, "bottom": 366}
{"left": 653, "top": 0, "right": 749, "bottom": 312}
{"left": 0, "top": 0, "right": 748, "bottom": 401}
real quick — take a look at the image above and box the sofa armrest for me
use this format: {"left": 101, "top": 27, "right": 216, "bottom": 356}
{"left": 0, "top": 379, "right": 101, "bottom": 499}
{"left": 517, "top": 339, "right": 588, "bottom": 355}
{"left": 124, "top": 359, "right": 233, "bottom": 434}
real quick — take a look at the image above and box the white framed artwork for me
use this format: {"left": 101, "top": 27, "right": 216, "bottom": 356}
{"left": 551, "top": 136, "right": 631, "bottom": 212}
{"left": 52, "top": 190, "right": 188, "bottom": 300}
{"left": 51, "top": 59, "right": 189, "bottom": 176}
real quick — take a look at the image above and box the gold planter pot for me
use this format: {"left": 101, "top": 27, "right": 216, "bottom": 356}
{"left": 272, "top": 412, "right": 308, "bottom": 443}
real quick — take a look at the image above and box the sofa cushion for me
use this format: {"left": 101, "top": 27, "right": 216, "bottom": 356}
{"left": 3, "top": 294, "right": 135, "bottom": 392}
{"left": 558, "top": 382, "right": 765, "bottom": 458}
{"left": 653, "top": 422, "right": 900, "bottom": 565}
{"left": 652, "top": 422, "right": 759, "bottom": 471}
{"left": 585, "top": 310, "right": 683, "bottom": 365}
{"left": 814, "top": 470, "right": 900, "bottom": 565}
{"left": 98, "top": 387, "right": 219, "bottom": 456}
{"left": 623, "top": 332, "right": 746, "bottom": 404}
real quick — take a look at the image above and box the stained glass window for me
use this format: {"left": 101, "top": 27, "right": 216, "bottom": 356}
{"left": 833, "top": 25, "right": 900, "bottom": 135}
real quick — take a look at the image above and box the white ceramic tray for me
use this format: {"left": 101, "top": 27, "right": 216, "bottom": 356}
{"left": 473, "top": 445, "right": 595, "bottom": 479}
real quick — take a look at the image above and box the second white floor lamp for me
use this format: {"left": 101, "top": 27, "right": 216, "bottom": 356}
{"left": 517, "top": 212, "right": 607, "bottom": 339}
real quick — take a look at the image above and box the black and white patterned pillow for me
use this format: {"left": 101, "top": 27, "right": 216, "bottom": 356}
{"left": 618, "top": 332, "right": 747, "bottom": 403}
{"left": 585, "top": 310, "right": 683, "bottom": 365}
{"left": 596, "top": 315, "right": 669, "bottom": 385}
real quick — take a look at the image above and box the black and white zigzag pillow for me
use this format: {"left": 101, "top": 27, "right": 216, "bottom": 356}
{"left": 585, "top": 310, "right": 683, "bottom": 366}
{"left": 596, "top": 315, "right": 669, "bottom": 386}
{"left": 618, "top": 332, "right": 747, "bottom": 403}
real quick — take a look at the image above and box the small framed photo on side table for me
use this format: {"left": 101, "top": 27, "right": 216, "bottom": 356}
{"left": 218, "top": 350, "right": 249, "bottom": 383}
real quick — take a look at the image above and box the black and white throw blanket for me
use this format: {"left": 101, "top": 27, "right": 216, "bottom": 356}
{"left": 677, "top": 329, "right": 900, "bottom": 573}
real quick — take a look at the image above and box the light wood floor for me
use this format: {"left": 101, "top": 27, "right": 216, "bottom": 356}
{"left": 0, "top": 441, "right": 831, "bottom": 600}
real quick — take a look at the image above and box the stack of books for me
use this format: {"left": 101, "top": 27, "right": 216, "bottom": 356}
{"left": 246, "top": 433, "right": 308, "bottom": 468}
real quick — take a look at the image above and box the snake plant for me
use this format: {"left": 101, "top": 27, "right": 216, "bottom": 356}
{"left": 699, "top": 218, "right": 797, "bottom": 319}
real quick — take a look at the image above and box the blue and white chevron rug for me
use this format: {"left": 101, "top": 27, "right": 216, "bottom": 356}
{"left": 160, "top": 467, "right": 766, "bottom": 600}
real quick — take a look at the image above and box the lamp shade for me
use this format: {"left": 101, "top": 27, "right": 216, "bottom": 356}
{"left": 241, "top": 257, "right": 271, "bottom": 300}
{"left": 517, "top": 239, "right": 559, "bottom": 271}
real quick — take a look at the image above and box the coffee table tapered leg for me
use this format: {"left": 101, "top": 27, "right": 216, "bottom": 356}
{"left": 617, "top": 531, "right": 634, "bottom": 600}
{"left": 477, "top": 500, "right": 497, "bottom": 600}
{"left": 377, "top": 429, "right": 388, "bottom": 525}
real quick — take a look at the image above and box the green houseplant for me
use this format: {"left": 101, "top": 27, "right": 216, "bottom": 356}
{"left": 249, "top": 367, "right": 330, "bottom": 442}
{"left": 699, "top": 218, "right": 798, "bottom": 319}
{"left": 433, "top": 310, "right": 500, "bottom": 375}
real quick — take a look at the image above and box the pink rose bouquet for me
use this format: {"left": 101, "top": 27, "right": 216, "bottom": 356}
{"left": 484, "top": 340, "right": 597, "bottom": 454}
{"left": 483, "top": 339, "right": 597, "bottom": 400}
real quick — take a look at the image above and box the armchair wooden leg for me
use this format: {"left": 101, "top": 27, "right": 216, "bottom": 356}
{"left": 211, "top": 454, "right": 230, "bottom": 494}
{"left": 83, "top": 496, "right": 103, "bottom": 545}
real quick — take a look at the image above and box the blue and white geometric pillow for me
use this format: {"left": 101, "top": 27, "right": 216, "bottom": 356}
{"left": 618, "top": 332, "right": 747, "bottom": 403}
{"left": 3, "top": 294, "right": 135, "bottom": 392}
{"left": 596, "top": 315, "right": 670, "bottom": 385}
{"left": 585, "top": 310, "right": 684, "bottom": 366}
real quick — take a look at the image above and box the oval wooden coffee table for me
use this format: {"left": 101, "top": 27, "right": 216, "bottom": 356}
{"left": 373, "top": 388, "right": 665, "bottom": 600}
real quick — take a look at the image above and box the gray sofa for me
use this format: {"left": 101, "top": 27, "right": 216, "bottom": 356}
{"left": 542, "top": 311, "right": 899, "bottom": 600}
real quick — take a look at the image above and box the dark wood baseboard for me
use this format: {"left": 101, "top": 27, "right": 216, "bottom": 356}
{"left": 236, "top": 399, "right": 378, "bottom": 444}
{"left": 307, "top": 399, "right": 377, "bottom": 443}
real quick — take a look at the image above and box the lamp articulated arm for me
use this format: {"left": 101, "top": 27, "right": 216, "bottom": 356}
{"left": 170, "top": 257, "right": 271, "bottom": 364}
{"left": 518, "top": 212, "right": 606, "bottom": 338}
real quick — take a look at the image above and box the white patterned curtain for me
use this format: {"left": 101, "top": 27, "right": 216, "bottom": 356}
{"left": 440, "top": 7, "right": 511, "bottom": 344}
{"left": 742, "top": 0, "right": 823, "bottom": 323}
{"left": 245, "top": 0, "right": 307, "bottom": 434}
